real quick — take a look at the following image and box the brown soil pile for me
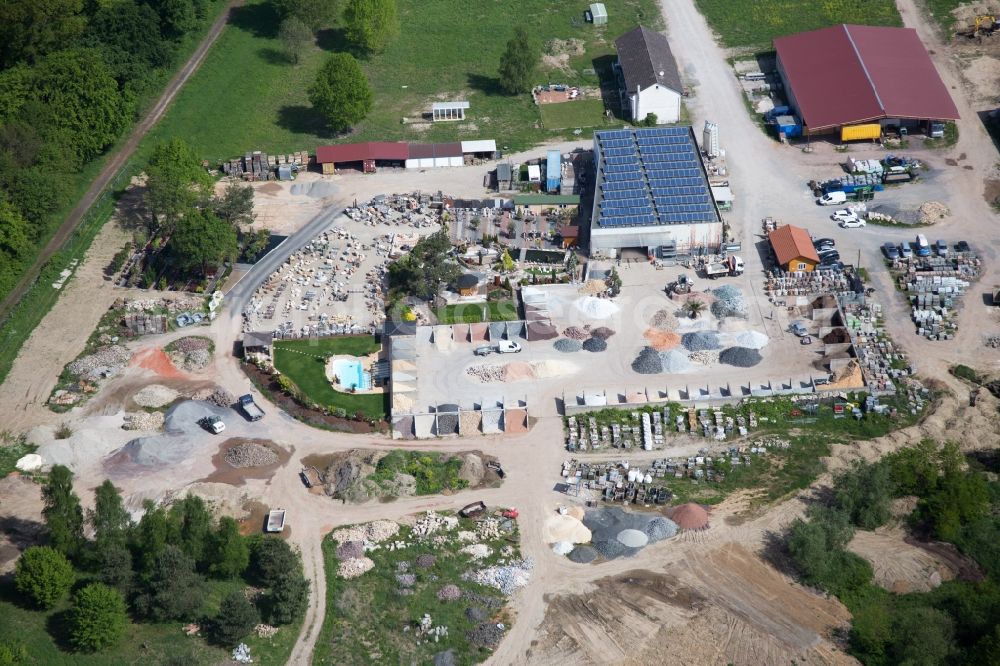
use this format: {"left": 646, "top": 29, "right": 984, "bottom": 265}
{"left": 644, "top": 329, "right": 681, "bottom": 350}
{"left": 670, "top": 503, "right": 710, "bottom": 530}
{"left": 503, "top": 362, "right": 536, "bottom": 381}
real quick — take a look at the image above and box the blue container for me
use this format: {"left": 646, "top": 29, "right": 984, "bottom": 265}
{"left": 546, "top": 150, "right": 561, "bottom": 193}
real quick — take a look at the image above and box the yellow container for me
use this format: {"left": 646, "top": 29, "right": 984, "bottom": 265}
{"left": 840, "top": 123, "right": 881, "bottom": 142}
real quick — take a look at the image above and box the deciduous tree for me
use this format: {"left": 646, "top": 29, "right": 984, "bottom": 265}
{"left": 169, "top": 494, "right": 213, "bottom": 566}
{"left": 14, "top": 546, "right": 75, "bottom": 609}
{"left": 69, "top": 583, "right": 127, "bottom": 652}
{"left": 144, "top": 138, "right": 213, "bottom": 231}
{"left": 136, "top": 545, "right": 206, "bottom": 621}
{"left": 0, "top": 0, "right": 87, "bottom": 68}
{"left": 206, "top": 517, "right": 249, "bottom": 579}
{"left": 343, "top": 0, "right": 398, "bottom": 53}
{"left": 308, "top": 53, "right": 373, "bottom": 132}
{"left": 278, "top": 16, "right": 314, "bottom": 63}
{"left": 167, "top": 208, "right": 239, "bottom": 276}
{"left": 272, "top": 0, "right": 338, "bottom": 31}
{"left": 42, "top": 464, "right": 85, "bottom": 560}
{"left": 89, "top": 480, "right": 131, "bottom": 552}
{"left": 498, "top": 27, "right": 537, "bottom": 95}
{"left": 213, "top": 180, "right": 256, "bottom": 227}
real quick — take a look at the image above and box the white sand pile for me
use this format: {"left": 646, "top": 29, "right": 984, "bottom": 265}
{"left": 531, "top": 360, "right": 578, "bottom": 379}
{"left": 543, "top": 513, "right": 592, "bottom": 543}
{"left": 133, "top": 384, "right": 179, "bottom": 408}
{"left": 552, "top": 541, "right": 575, "bottom": 555}
{"left": 574, "top": 296, "right": 619, "bottom": 320}
{"left": 735, "top": 330, "right": 769, "bottom": 349}
{"left": 460, "top": 544, "right": 492, "bottom": 560}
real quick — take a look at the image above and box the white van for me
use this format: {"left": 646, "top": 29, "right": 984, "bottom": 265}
{"left": 817, "top": 191, "right": 847, "bottom": 206}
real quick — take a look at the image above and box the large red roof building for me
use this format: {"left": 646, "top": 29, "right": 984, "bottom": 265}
{"left": 774, "top": 24, "right": 959, "bottom": 135}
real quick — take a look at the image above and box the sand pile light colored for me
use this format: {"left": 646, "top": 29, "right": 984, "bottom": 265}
{"left": 649, "top": 309, "right": 679, "bottom": 331}
{"left": 617, "top": 529, "right": 649, "bottom": 548}
{"left": 460, "top": 544, "right": 492, "bottom": 559}
{"left": 133, "top": 384, "right": 179, "bottom": 408}
{"left": 670, "top": 503, "right": 710, "bottom": 530}
{"left": 503, "top": 362, "right": 535, "bottom": 381}
{"left": 531, "top": 360, "right": 577, "bottom": 379}
{"left": 735, "top": 330, "right": 769, "bottom": 349}
{"left": 552, "top": 541, "right": 574, "bottom": 555}
{"left": 337, "top": 557, "right": 375, "bottom": 579}
{"left": 574, "top": 296, "right": 619, "bottom": 320}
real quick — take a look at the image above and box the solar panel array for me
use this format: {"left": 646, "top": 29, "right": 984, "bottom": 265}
{"left": 595, "top": 127, "right": 719, "bottom": 228}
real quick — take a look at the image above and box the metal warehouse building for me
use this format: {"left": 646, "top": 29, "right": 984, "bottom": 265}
{"left": 774, "top": 24, "right": 959, "bottom": 139}
{"left": 589, "top": 127, "right": 723, "bottom": 257}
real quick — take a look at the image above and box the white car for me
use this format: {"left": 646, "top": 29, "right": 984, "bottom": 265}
{"left": 840, "top": 217, "right": 867, "bottom": 228}
{"left": 830, "top": 209, "right": 858, "bottom": 223}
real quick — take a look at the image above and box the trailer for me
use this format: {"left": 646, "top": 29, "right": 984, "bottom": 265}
{"left": 239, "top": 394, "right": 264, "bottom": 421}
{"left": 300, "top": 467, "right": 322, "bottom": 488}
{"left": 266, "top": 509, "right": 286, "bottom": 532}
{"left": 458, "top": 501, "right": 487, "bottom": 518}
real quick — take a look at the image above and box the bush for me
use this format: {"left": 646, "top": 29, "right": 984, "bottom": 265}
{"left": 952, "top": 364, "right": 979, "bottom": 383}
{"left": 69, "top": 583, "right": 128, "bottom": 652}
{"left": 263, "top": 574, "right": 309, "bottom": 625}
{"left": 0, "top": 639, "right": 28, "bottom": 664}
{"left": 14, "top": 546, "right": 74, "bottom": 609}
{"left": 250, "top": 537, "right": 298, "bottom": 588}
{"left": 211, "top": 590, "right": 259, "bottom": 646}
{"left": 105, "top": 248, "right": 130, "bottom": 276}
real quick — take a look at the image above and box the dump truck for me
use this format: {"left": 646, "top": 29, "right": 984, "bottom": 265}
{"left": 300, "top": 467, "right": 322, "bottom": 488}
{"left": 238, "top": 393, "right": 264, "bottom": 421}
{"left": 704, "top": 256, "right": 744, "bottom": 279}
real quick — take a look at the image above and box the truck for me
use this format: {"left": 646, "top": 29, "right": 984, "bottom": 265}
{"left": 198, "top": 415, "right": 225, "bottom": 434}
{"left": 238, "top": 393, "right": 264, "bottom": 421}
{"left": 474, "top": 340, "right": 522, "bottom": 356}
{"left": 266, "top": 508, "right": 286, "bottom": 532}
{"left": 821, "top": 177, "right": 884, "bottom": 195}
{"left": 703, "top": 255, "right": 744, "bottom": 279}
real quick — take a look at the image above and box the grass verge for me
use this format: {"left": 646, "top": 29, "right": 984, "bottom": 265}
{"left": 314, "top": 513, "right": 519, "bottom": 665}
{"left": 272, "top": 336, "right": 385, "bottom": 420}
{"left": 367, "top": 451, "right": 471, "bottom": 496}
{"left": 539, "top": 99, "right": 608, "bottom": 130}
{"left": 433, "top": 301, "right": 518, "bottom": 324}
{"left": 694, "top": 0, "right": 900, "bottom": 50}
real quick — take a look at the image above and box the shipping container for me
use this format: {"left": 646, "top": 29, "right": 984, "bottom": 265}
{"left": 840, "top": 123, "right": 882, "bottom": 142}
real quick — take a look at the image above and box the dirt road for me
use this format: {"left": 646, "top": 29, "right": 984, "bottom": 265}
{"left": 0, "top": 0, "right": 243, "bottom": 320}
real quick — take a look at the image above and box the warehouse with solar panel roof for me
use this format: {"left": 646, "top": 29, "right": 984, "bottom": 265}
{"left": 590, "top": 127, "right": 723, "bottom": 258}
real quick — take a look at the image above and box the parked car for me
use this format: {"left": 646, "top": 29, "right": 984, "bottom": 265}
{"left": 817, "top": 191, "right": 847, "bottom": 205}
{"left": 956, "top": 240, "right": 971, "bottom": 253}
{"left": 915, "top": 234, "right": 931, "bottom": 257}
{"left": 882, "top": 242, "right": 900, "bottom": 260}
{"left": 198, "top": 416, "right": 225, "bottom": 434}
{"left": 816, "top": 261, "right": 845, "bottom": 271}
{"left": 936, "top": 239, "right": 948, "bottom": 257}
{"left": 790, "top": 322, "right": 809, "bottom": 337}
{"left": 818, "top": 249, "right": 841, "bottom": 262}
{"left": 812, "top": 237, "right": 836, "bottom": 251}
{"left": 831, "top": 209, "right": 858, "bottom": 223}
{"left": 840, "top": 218, "right": 866, "bottom": 228}
{"left": 899, "top": 243, "right": 913, "bottom": 258}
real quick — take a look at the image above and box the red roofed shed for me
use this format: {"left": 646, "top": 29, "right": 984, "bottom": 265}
{"left": 775, "top": 25, "right": 959, "bottom": 135}
{"left": 768, "top": 224, "right": 819, "bottom": 272}
{"left": 315, "top": 142, "right": 409, "bottom": 173}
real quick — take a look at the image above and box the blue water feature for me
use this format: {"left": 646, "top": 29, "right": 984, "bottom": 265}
{"left": 330, "top": 359, "right": 371, "bottom": 390}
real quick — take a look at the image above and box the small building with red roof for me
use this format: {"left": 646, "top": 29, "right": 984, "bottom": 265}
{"left": 768, "top": 224, "right": 819, "bottom": 273}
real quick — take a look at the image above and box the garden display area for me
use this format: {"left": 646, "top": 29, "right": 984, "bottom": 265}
{"left": 314, "top": 510, "right": 527, "bottom": 665}
{"left": 272, "top": 336, "right": 385, "bottom": 421}
{"left": 434, "top": 301, "right": 518, "bottom": 325}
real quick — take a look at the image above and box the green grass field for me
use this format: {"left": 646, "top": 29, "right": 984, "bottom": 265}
{"left": 0, "top": 577, "right": 298, "bottom": 665}
{"left": 272, "top": 336, "right": 386, "bottom": 420}
{"left": 694, "top": 0, "right": 901, "bottom": 49}
{"left": 433, "top": 301, "right": 518, "bottom": 324}
{"left": 922, "top": 0, "right": 972, "bottom": 33}
{"left": 539, "top": 99, "right": 608, "bottom": 129}
{"left": 141, "top": 0, "right": 661, "bottom": 159}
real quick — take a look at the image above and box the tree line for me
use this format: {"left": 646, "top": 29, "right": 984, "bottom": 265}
{"left": 12, "top": 465, "right": 308, "bottom": 654}
{"left": 783, "top": 440, "right": 1000, "bottom": 665}
{"left": 0, "top": 0, "right": 222, "bottom": 301}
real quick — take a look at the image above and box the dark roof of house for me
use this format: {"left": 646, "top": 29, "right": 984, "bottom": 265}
{"left": 615, "top": 25, "right": 682, "bottom": 95}
{"left": 768, "top": 225, "right": 819, "bottom": 265}
{"left": 315, "top": 142, "right": 409, "bottom": 163}
{"left": 409, "top": 142, "right": 463, "bottom": 159}
{"left": 243, "top": 331, "right": 274, "bottom": 349}
{"left": 497, "top": 163, "right": 512, "bottom": 180}
{"left": 775, "top": 24, "right": 960, "bottom": 130}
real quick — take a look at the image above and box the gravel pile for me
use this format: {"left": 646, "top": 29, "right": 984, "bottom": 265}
{"left": 583, "top": 506, "right": 666, "bottom": 560}
{"left": 592, "top": 539, "right": 626, "bottom": 559}
{"left": 461, "top": 544, "right": 492, "bottom": 559}
{"left": 396, "top": 573, "right": 416, "bottom": 588}
{"left": 416, "top": 554, "right": 437, "bottom": 569}
{"left": 464, "top": 558, "right": 533, "bottom": 595}
{"left": 67, "top": 345, "right": 131, "bottom": 380}
{"left": 178, "top": 348, "right": 211, "bottom": 371}
{"left": 437, "top": 413, "right": 459, "bottom": 434}
{"left": 225, "top": 442, "right": 279, "bottom": 468}
{"left": 644, "top": 517, "right": 679, "bottom": 543}
{"left": 660, "top": 350, "right": 692, "bottom": 373}
{"left": 681, "top": 331, "right": 721, "bottom": 351}
{"left": 562, "top": 326, "right": 590, "bottom": 340}
{"left": 551, "top": 541, "right": 574, "bottom": 555}
{"left": 553, "top": 338, "right": 582, "bottom": 353}
{"left": 649, "top": 309, "right": 679, "bottom": 331}
{"left": 711, "top": 285, "right": 748, "bottom": 319}
{"left": 632, "top": 347, "right": 663, "bottom": 374}
{"left": 337, "top": 556, "right": 375, "bottom": 579}
{"left": 590, "top": 326, "right": 615, "bottom": 339}
{"left": 169, "top": 336, "right": 212, "bottom": 353}
{"left": 567, "top": 545, "right": 598, "bottom": 563}
{"left": 466, "top": 622, "right": 505, "bottom": 648}
{"left": 335, "top": 541, "right": 365, "bottom": 560}
{"left": 463, "top": 592, "right": 503, "bottom": 609}
{"left": 688, "top": 350, "right": 720, "bottom": 365}
{"left": 466, "top": 364, "right": 505, "bottom": 382}
{"left": 719, "top": 347, "right": 763, "bottom": 367}
{"left": 437, "top": 584, "right": 462, "bottom": 601}
{"left": 582, "top": 337, "right": 607, "bottom": 352}
{"left": 735, "top": 331, "right": 769, "bottom": 350}
{"left": 465, "top": 606, "right": 488, "bottom": 622}
{"left": 671, "top": 503, "right": 710, "bottom": 530}
{"left": 191, "top": 386, "right": 236, "bottom": 407}
{"left": 617, "top": 529, "right": 649, "bottom": 547}
{"left": 434, "top": 649, "right": 456, "bottom": 666}
{"left": 132, "top": 384, "right": 179, "bottom": 408}
{"left": 122, "top": 411, "right": 165, "bottom": 431}
{"left": 331, "top": 520, "right": 400, "bottom": 544}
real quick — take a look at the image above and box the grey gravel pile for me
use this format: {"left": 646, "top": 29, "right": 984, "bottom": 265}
{"left": 67, "top": 345, "right": 132, "bottom": 381}
{"left": 206, "top": 387, "right": 235, "bottom": 407}
{"left": 711, "top": 285, "right": 748, "bottom": 319}
{"left": 659, "top": 350, "right": 692, "bottom": 373}
{"left": 592, "top": 539, "right": 626, "bottom": 559}
{"left": 582, "top": 506, "right": 668, "bottom": 560}
{"left": 396, "top": 573, "right": 416, "bottom": 587}
{"left": 225, "top": 442, "right": 279, "bottom": 468}
{"left": 436, "top": 584, "right": 462, "bottom": 601}
{"left": 553, "top": 338, "right": 582, "bottom": 353}
{"left": 415, "top": 554, "right": 437, "bottom": 569}
{"left": 437, "top": 413, "right": 459, "bottom": 433}
{"left": 467, "top": 622, "right": 505, "bottom": 648}
{"left": 590, "top": 327, "right": 616, "bottom": 339}
{"left": 336, "top": 541, "right": 364, "bottom": 560}
{"left": 562, "top": 326, "right": 590, "bottom": 340}
{"left": 644, "top": 517, "right": 679, "bottom": 543}
{"left": 465, "top": 606, "right": 488, "bottom": 622}
{"left": 649, "top": 309, "right": 679, "bottom": 331}
{"left": 582, "top": 337, "right": 607, "bottom": 352}
{"left": 632, "top": 347, "right": 663, "bottom": 374}
{"left": 434, "top": 649, "right": 456, "bottom": 666}
{"left": 718, "top": 346, "right": 763, "bottom": 367}
{"left": 463, "top": 592, "right": 503, "bottom": 609}
{"left": 567, "top": 545, "right": 598, "bottom": 563}
{"left": 681, "top": 331, "right": 721, "bottom": 351}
